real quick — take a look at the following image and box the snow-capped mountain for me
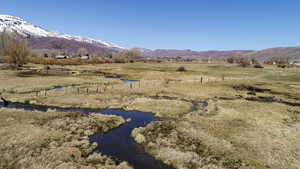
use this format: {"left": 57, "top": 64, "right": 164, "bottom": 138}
{"left": 0, "top": 15, "right": 125, "bottom": 50}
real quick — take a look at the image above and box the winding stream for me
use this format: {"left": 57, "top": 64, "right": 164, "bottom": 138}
{"left": 0, "top": 102, "right": 174, "bottom": 169}
{"left": 109, "top": 77, "right": 140, "bottom": 84}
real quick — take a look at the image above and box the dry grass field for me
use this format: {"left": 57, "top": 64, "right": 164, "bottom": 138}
{"left": 0, "top": 62, "right": 300, "bottom": 169}
{"left": 0, "top": 108, "right": 130, "bottom": 169}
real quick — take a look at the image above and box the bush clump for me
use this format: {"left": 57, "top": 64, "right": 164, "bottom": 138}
{"left": 254, "top": 63, "right": 264, "bottom": 68}
{"left": 29, "top": 57, "right": 84, "bottom": 65}
{"left": 277, "top": 64, "right": 287, "bottom": 68}
{"left": 177, "top": 66, "right": 187, "bottom": 72}
{"left": 239, "top": 58, "right": 251, "bottom": 67}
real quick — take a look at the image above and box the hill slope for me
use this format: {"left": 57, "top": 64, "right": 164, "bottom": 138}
{"left": 0, "top": 15, "right": 125, "bottom": 53}
{"left": 141, "top": 49, "right": 254, "bottom": 60}
{"left": 140, "top": 47, "right": 300, "bottom": 61}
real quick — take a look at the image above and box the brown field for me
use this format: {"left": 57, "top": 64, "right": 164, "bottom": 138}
{"left": 0, "top": 62, "right": 300, "bottom": 169}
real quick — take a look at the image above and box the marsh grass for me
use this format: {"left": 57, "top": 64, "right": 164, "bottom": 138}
{"left": 0, "top": 108, "right": 129, "bottom": 169}
{"left": 125, "top": 97, "right": 192, "bottom": 117}
{"left": 1, "top": 62, "right": 300, "bottom": 169}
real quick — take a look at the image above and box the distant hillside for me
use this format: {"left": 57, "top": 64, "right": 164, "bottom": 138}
{"left": 140, "top": 47, "right": 300, "bottom": 61}
{"left": 245, "top": 46, "right": 300, "bottom": 60}
{"left": 0, "top": 14, "right": 125, "bottom": 54}
{"left": 141, "top": 49, "right": 254, "bottom": 60}
{"left": 27, "top": 37, "right": 116, "bottom": 54}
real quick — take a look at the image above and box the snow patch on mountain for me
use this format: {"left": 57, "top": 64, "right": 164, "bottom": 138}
{"left": 0, "top": 15, "right": 125, "bottom": 50}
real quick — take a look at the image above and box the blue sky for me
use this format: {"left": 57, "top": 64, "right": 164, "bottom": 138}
{"left": 1, "top": 0, "right": 299, "bottom": 50}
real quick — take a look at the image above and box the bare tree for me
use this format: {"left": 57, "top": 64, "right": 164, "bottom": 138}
{"left": 0, "top": 31, "right": 14, "bottom": 56}
{"left": 0, "top": 31, "right": 31, "bottom": 67}
{"left": 239, "top": 57, "right": 251, "bottom": 67}
{"left": 226, "top": 56, "right": 235, "bottom": 63}
{"left": 264, "top": 55, "right": 292, "bottom": 64}
{"left": 126, "top": 48, "right": 142, "bottom": 58}
{"left": 7, "top": 39, "right": 30, "bottom": 66}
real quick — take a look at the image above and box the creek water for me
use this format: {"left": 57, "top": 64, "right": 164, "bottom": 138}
{"left": 0, "top": 102, "right": 174, "bottom": 169}
{"left": 109, "top": 77, "right": 139, "bottom": 84}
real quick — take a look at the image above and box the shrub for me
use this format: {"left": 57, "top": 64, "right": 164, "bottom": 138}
{"left": 227, "top": 57, "right": 235, "bottom": 63}
{"left": 29, "top": 57, "right": 84, "bottom": 65}
{"left": 114, "top": 58, "right": 128, "bottom": 63}
{"left": 86, "top": 58, "right": 105, "bottom": 64}
{"left": 103, "top": 58, "right": 113, "bottom": 64}
{"left": 239, "top": 58, "right": 251, "bottom": 67}
{"left": 265, "top": 56, "right": 291, "bottom": 65}
{"left": 277, "top": 64, "right": 287, "bottom": 68}
{"left": 177, "top": 66, "right": 186, "bottom": 72}
{"left": 251, "top": 57, "right": 259, "bottom": 65}
{"left": 254, "top": 63, "right": 264, "bottom": 68}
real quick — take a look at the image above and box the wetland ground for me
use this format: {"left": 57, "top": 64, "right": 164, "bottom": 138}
{"left": 0, "top": 62, "right": 299, "bottom": 169}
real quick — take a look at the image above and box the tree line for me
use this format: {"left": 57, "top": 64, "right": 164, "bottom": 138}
{"left": 226, "top": 55, "right": 297, "bottom": 68}
{"left": 0, "top": 31, "right": 163, "bottom": 66}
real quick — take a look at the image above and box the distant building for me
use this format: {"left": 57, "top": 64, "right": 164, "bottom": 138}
{"left": 55, "top": 55, "right": 69, "bottom": 59}
{"left": 290, "top": 59, "right": 300, "bottom": 66}
{"left": 80, "top": 56, "right": 90, "bottom": 60}
{"left": 43, "top": 53, "right": 49, "bottom": 58}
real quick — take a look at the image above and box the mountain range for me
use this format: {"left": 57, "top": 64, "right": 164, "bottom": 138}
{"left": 0, "top": 15, "right": 125, "bottom": 54}
{"left": 1, "top": 14, "right": 300, "bottom": 60}
{"left": 140, "top": 47, "right": 300, "bottom": 61}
